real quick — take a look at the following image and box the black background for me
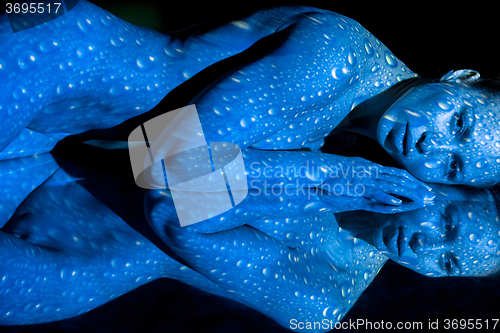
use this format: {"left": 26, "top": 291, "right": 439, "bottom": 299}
{"left": 3, "top": 1, "right": 500, "bottom": 332}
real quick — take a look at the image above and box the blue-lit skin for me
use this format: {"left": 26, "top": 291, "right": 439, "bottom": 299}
{"left": 145, "top": 187, "right": 388, "bottom": 331}
{"left": 378, "top": 83, "right": 500, "bottom": 186}
{"left": 0, "top": 165, "right": 236, "bottom": 325}
{"left": 0, "top": 161, "right": 495, "bottom": 328}
{"left": 369, "top": 184, "right": 500, "bottom": 277}
{"left": 0, "top": 1, "right": 435, "bottom": 205}
{"left": 146, "top": 184, "right": 500, "bottom": 331}
{"left": 0, "top": 153, "right": 59, "bottom": 227}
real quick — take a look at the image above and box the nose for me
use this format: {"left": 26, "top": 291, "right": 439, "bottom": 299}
{"left": 415, "top": 131, "right": 440, "bottom": 154}
{"left": 408, "top": 232, "right": 444, "bottom": 255}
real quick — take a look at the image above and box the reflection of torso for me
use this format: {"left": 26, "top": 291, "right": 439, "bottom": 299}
{"left": 320, "top": 214, "right": 388, "bottom": 315}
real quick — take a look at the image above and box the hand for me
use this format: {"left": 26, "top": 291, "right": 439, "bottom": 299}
{"left": 320, "top": 157, "right": 435, "bottom": 206}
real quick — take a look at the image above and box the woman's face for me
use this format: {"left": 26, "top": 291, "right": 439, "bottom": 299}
{"left": 377, "top": 82, "right": 500, "bottom": 186}
{"left": 372, "top": 186, "right": 500, "bottom": 277}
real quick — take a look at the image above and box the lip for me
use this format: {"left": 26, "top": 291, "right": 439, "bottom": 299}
{"left": 384, "top": 122, "right": 411, "bottom": 156}
{"left": 374, "top": 224, "right": 419, "bottom": 267}
{"left": 383, "top": 225, "right": 405, "bottom": 256}
{"left": 384, "top": 123, "right": 411, "bottom": 156}
{"left": 372, "top": 225, "right": 406, "bottom": 257}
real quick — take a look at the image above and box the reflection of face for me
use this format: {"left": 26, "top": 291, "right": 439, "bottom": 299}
{"left": 373, "top": 187, "right": 500, "bottom": 277}
{"left": 377, "top": 82, "right": 500, "bottom": 186}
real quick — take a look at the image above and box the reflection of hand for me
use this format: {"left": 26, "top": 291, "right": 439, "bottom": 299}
{"left": 320, "top": 157, "right": 435, "bottom": 206}
{"left": 145, "top": 188, "right": 388, "bottom": 330}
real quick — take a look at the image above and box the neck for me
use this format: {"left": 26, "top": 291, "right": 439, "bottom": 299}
{"left": 333, "top": 77, "right": 433, "bottom": 140}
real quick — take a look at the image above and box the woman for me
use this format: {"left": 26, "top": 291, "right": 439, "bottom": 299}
{"left": 4, "top": 0, "right": 499, "bottom": 206}
{"left": 145, "top": 180, "right": 500, "bottom": 331}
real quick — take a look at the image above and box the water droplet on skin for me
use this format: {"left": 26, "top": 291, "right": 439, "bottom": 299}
{"left": 476, "top": 159, "right": 488, "bottom": 169}
{"left": 38, "top": 40, "right": 58, "bottom": 53}
{"left": 364, "top": 39, "right": 374, "bottom": 57}
{"left": 111, "top": 258, "right": 131, "bottom": 269}
{"left": 137, "top": 54, "right": 155, "bottom": 70}
{"left": 164, "top": 39, "right": 184, "bottom": 58}
{"left": 18, "top": 288, "right": 31, "bottom": 297}
{"left": 76, "top": 44, "right": 95, "bottom": 58}
{"left": 236, "top": 259, "right": 251, "bottom": 269}
{"left": 347, "top": 51, "right": 356, "bottom": 67}
{"left": 423, "top": 159, "right": 442, "bottom": 169}
{"left": 384, "top": 51, "right": 398, "bottom": 68}
{"left": 331, "top": 67, "right": 349, "bottom": 80}
{"left": 110, "top": 37, "right": 126, "bottom": 47}
{"left": 485, "top": 134, "right": 493, "bottom": 140}
{"left": 263, "top": 267, "right": 272, "bottom": 277}
{"left": 56, "top": 81, "right": 76, "bottom": 95}
{"left": 23, "top": 303, "right": 41, "bottom": 313}
{"left": 60, "top": 267, "right": 78, "bottom": 281}
{"left": 469, "top": 233, "right": 481, "bottom": 244}
{"left": 340, "top": 281, "right": 351, "bottom": 298}
{"left": 146, "top": 82, "right": 159, "bottom": 91}
{"left": 495, "top": 142, "right": 500, "bottom": 148}
{"left": 240, "top": 116, "right": 256, "bottom": 128}
{"left": 109, "top": 83, "right": 132, "bottom": 95}
{"left": 436, "top": 98, "right": 453, "bottom": 110}
{"left": 12, "top": 86, "right": 27, "bottom": 100}
{"left": 42, "top": 306, "right": 55, "bottom": 314}
{"left": 363, "top": 270, "right": 371, "bottom": 280}
{"left": 77, "top": 15, "right": 94, "bottom": 34}
{"left": 17, "top": 51, "right": 36, "bottom": 70}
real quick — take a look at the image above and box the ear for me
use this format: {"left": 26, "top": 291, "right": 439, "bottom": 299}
{"left": 440, "top": 69, "right": 481, "bottom": 83}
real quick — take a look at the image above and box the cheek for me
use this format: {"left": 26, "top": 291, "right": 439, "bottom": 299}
{"left": 410, "top": 257, "right": 444, "bottom": 276}
{"left": 398, "top": 157, "right": 447, "bottom": 182}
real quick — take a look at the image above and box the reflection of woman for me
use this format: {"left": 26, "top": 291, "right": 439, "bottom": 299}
{"left": 146, "top": 183, "right": 500, "bottom": 330}
{"left": 6, "top": 0, "right": 499, "bottom": 207}
{"left": 1, "top": 152, "right": 500, "bottom": 328}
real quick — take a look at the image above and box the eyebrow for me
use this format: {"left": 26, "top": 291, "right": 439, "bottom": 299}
{"left": 452, "top": 153, "right": 465, "bottom": 184}
{"left": 461, "top": 105, "right": 475, "bottom": 140}
{"left": 445, "top": 204, "right": 461, "bottom": 242}
{"left": 448, "top": 252, "right": 462, "bottom": 276}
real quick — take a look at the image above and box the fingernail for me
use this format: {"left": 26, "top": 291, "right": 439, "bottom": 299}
{"left": 423, "top": 198, "right": 435, "bottom": 205}
{"left": 390, "top": 197, "right": 402, "bottom": 205}
{"left": 424, "top": 194, "right": 436, "bottom": 201}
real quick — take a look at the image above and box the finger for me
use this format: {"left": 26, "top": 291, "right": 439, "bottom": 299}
{"left": 376, "top": 166, "right": 433, "bottom": 191}
{"left": 372, "top": 190, "right": 402, "bottom": 205}
{"left": 355, "top": 168, "right": 434, "bottom": 201}
{"left": 355, "top": 179, "right": 432, "bottom": 203}
{"left": 376, "top": 174, "right": 435, "bottom": 199}
{"left": 363, "top": 200, "right": 433, "bottom": 214}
